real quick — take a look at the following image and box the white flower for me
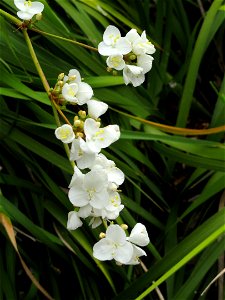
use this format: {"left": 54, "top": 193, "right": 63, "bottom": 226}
{"left": 127, "top": 223, "right": 150, "bottom": 246}
{"left": 87, "top": 100, "right": 108, "bottom": 119}
{"left": 63, "top": 69, "right": 81, "bottom": 84}
{"left": 62, "top": 82, "right": 93, "bottom": 105}
{"left": 14, "top": 0, "right": 44, "bottom": 20}
{"left": 68, "top": 168, "right": 109, "bottom": 209}
{"left": 106, "top": 54, "right": 125, "bottom": 71}
{"left": 94, "top": 154, "right": 125, "bottom": 186}
{"left": 126, "top": 244, "right": 147, "bottom": 265}
{"left": 70, "top": 138, "right": 96, "bottom": 169}
{"left": 123, "top": 65, "right": 145, "bottom": 87}
{"left": 137, "top": 54, "right": 154, "bottom": 74}
{"left": 67, "top": 211, "right": 83, "bottom": 230}
{"left": 98, "top": 25, "right": 132, "bottom": 56}
{"left": 126, "top": 29, "right": 156, "bottom": 56}
{"left": 84, "top": 118, "right": 120, "bottom": 153}
{"left": 93, "top": 224, "right": 133, "bottom": 264}
{"left": 55, "top": 124, "right": 75, "bottom": 144}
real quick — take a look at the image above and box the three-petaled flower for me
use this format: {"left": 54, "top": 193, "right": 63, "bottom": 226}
{"left": 93, "top": 223, "right": 150, "bottom": 265}
{"left": 14, "top": 0, "right": 44, "bottom": 20}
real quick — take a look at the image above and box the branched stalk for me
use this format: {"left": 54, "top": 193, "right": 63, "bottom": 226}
{"left": 31, "top": 28, "right": 98, "bottom": 52}
{"left": 23, "top": 29, "right": 74, "bottom": 168}
{"left": 0, "top": 9, "right": 22, "bottom": 26}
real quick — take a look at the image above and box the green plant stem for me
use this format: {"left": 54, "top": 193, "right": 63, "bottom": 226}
{"left": 31, "top": 27, "right": 98, "bottom": 52}
{"left": 0, "top": 9, "right": 22, "bottom": 26}
{"left": 23, "top": 29, "right": 74, "bottom": 168}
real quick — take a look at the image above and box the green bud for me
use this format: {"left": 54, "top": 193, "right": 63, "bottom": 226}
{"left": 36, "top": 13, "right": 42, "bottom": 21}
{"left": 58, "top": 73, "right": 65, "bottom": 81}
{"left": 78, "top": 110, "right": 87, "bottom": 119}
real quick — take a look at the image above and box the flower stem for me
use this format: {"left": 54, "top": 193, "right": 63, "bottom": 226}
{"left": 23, "top": 29, "right": 74, "bottom": 168}
{"left": 0, "top": 9, "right": 22, "bottom": 26}
{"left": 31, "top": 27, "right": 98, "bottom": 52}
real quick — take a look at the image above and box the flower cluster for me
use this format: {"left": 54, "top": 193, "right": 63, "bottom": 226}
{"left": 54, "top": 69, "right": 150, "bottom": 265}
{"left": 98, "top": 25, "right": 156, "bottom": 87}
{"left": 54, "top": 69, "right": 124, "bottom": 229}
{"left": 13, "top": 0, "right": 152, "bottom": 265}
{"left": 14, "top": 0, "right": 44, "bottom": 20}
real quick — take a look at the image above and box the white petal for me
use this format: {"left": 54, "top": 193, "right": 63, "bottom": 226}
{"left": 103, "top": 25, "right": 121, "bottom": 45}
{"left": 62, "top": 83, "right": 79, "bottom": 103}
{"left": 28, "top": 2, "right": 44, "bottom": 14}
{"left": 14, "top": 0, "right": 26, "bottom": 10}
{"left": 98, "top": 42, "right": 121, "bottom": 56}
{"left": 78, "top": 204, "right": 92, "bottom": 218}
{"left": 93, "top": 238, "right": 114, "bottom": 261}
{"left": 108, "top": 167, "right": 125, "bottom": 185}
{"left": 126, "top": 29, "right": 140, "bottom": 43}
{"left": 84, "top": 170, "right": 108, "bottom": 192}
{"left": 115, "top": 37, "right": 132, "bottom": 55}
{"left": 126, "top": 245, "right": 147, "bottom": 265}
{"left": 90, "top": 189, "right": 109, "bottom": 209}
{"left": 76, "top": 82, "right": 93, "bottom": 105}
{"left": 106, "top": 224, "right": 126, "bottom": 244}
{"left": 69, "top": 166, "right": 84, "bottom": 188}
{"left": 70, "top": 138, "right": 96, "bottom": 169}
{"left": 67, "top": 211, "right": 83, "bottom": 230}
{"left": 90, "top": 217, "right": 102, "bottom": 228}
{"left": 68, "top": 69, "right": 81, "bottom": 83}
{"left": 87, "top": 100, "right": 108, "bottom": 119}
{"left": 84, "top": 118, "right": 100, "bottom": 139}
{"left": 17, "top": 11, "right": 34, "bottom": 20}
{"left": 105, "top": 205, "right": 124, "bottom": 219}
{"left": 114, "top": 241, "right": 134, "bottom": 264}
{"left": 137, "top": 54, "right": 154, "bottom": 74}
{"left": 128, "top": 223, "right": 150, "bottom": 246}
{"left": 123, "top": 65, "right": 145, "bottom": 87}
{"left": 68, "top": 187, "right": 89, "bottom": 207}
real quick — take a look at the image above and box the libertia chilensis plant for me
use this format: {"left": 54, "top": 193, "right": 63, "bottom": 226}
{"left": 0, "top": 1, "right": 225, "bottom": 300}
{"left": 7, "top": 1, "right": 155, "bottom": 267}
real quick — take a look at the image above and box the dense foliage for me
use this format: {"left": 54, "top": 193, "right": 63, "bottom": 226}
{"left": 0, "top": 0, "right": 225, "bottom": 299}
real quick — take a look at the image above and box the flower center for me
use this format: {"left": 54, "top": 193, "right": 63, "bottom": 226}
{"left": 59, "top": 128, "right": 71, "bottom": 139}
{"left": 24, "top": 1, "right": 32, "bottom": 7}
{"left": 87, "top": 188, "right": 96, "bottom": 199}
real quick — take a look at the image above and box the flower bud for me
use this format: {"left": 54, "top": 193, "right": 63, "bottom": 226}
{"left": 112, "top": 70, "right": 118, "bottom": 76}
{"left": 36, "top": 13, "right": 42, "bottom": 21}
{"left": 68, "top": 75, "right": 76, "bottom": 82}
{"left": 120, "top": 224, "right": 128, "bottom": 230}
{"left": 99, "top": 232, "right": 106, "bottom": 239}
{"left": 58, "top": 73, "right": 65, "bottom": 81}
{"left": 78, "top": 110, "right": 86, "bottom": 119}
{"left": 129, "top": 54, "right": 137, "bottom": 61}
{"left": 76, "top": 132, "right": 84, "bottom": 138}
{"left": 74, "top": 120, "right": 81, "bottom": 127}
